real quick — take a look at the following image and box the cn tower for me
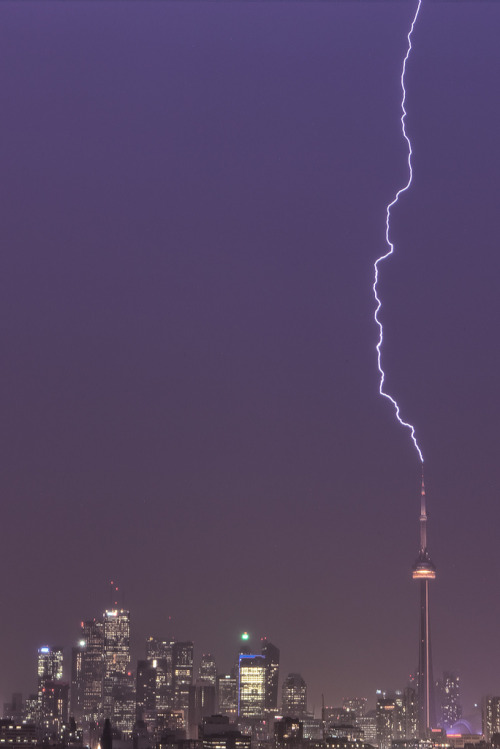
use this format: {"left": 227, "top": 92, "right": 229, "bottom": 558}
{"left": 412, "top": 471, "right": 436, "bottom": 737}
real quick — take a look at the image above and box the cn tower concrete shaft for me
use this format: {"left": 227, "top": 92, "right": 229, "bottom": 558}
{"left": 412, "top": 474, "right": 436, "bottom": 736}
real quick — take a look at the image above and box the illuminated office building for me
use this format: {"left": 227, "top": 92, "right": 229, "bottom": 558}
{"left": 0, "top": 720, "right": 37, "bottom": 749}
{"left": 217, "top": 675, "right": 238, "bottom": 719}
{"left": 282, "top": 674, "right": 307, "bottom": 718}
{"left": 199, "top": 654, "right": 217, "bottom": 687}
{"left": 238, "top": 655, "right": 266, "bottom": 719}
{"left": 111, "top": 672, "right": 135, "bottom": 733}
{"left": 37, "top": 647, "right": 63, "bottom": 703}
{"left": 357, "top": 713, "right": 377, "bottom": 745}
{"left": 146, "top": 636, "right": 174, "bottom": 715}
{"left": 80, "top": 618, "right": 105, "bottom": 724}
{"left": 40, "top": 681, "right": 69, "bottom": 736}
{"left": 342, "top": 698, "right": 367, "bottom": 720}
{"left": 172, "top": 641, "right": 194, "bottom": 720}
{"left": 103, "top": 610, "right": 131, "bottom": 717}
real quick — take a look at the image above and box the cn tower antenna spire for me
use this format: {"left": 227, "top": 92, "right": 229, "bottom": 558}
{"left": 420, "top": 466, "right": 427, "bottom": 552}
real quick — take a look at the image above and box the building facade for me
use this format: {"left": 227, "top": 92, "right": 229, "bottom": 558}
{"left": 238, "top": 655, "right": 266, "bottom": 719}
{"left": 282, "top": 674, "right": 307, "bottom": 718}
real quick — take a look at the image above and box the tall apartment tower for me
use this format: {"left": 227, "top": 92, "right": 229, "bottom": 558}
{"left": 412, "top": 474, "right": 436, "bottom": 737}
{"left": 483, "top": 697, "right": 500, "bottom": 742}
{"left": 376, "top": 697, "right": 396, "bottom": 749}
{"left": 102, "top": 610, "right": 131, "bottom": 717}
{"left": 437, "top": 672, "right": 462, "bottom": 729}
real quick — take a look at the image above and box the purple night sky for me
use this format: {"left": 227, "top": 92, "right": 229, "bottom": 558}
{"left": 0, "top": 0, "right": 499, "bottom": 721}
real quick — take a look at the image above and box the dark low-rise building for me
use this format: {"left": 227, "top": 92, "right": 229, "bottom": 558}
{"left": 0, "top": 720, "right": 37, "bottom": 749}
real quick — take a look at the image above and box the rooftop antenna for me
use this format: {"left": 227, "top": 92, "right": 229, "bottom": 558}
{"left": 109, "top": 580, "right": 119, "bottom": 608}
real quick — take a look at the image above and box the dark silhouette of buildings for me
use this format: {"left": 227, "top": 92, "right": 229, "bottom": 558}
{"left": 101, "top": 718, "right": 113, "bottom": 749}
{"left": 199, "top": 715, "right": 251, "bottom": 749}
{"left": 262, "top": 641, "right": 280, "bottom": 712}
{"left": 136, "top": 660, "right": 157, "bottom": 721}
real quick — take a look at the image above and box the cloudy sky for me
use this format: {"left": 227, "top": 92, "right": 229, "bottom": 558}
{"left": 0, "top": 0, "right": 499, "bottom": 718}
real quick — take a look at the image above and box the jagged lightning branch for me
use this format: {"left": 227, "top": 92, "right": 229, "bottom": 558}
{"left": 373, "top": 0, "right": 423, "bottom": 464}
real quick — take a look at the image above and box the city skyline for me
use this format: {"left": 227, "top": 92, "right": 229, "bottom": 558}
{"left": 1, "top": 0, "right": 500, "bottom": 726}
{"left": 4, "top": 607, "right": 468, "bottom": 722}
{"left": 0, "top": 597, "right": 475, "bottom": 728}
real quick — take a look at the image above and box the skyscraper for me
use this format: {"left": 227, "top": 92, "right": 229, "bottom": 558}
{"left": 146, "top": 636, "right": 174, "bottom": 716}
{"left": 342, "top": 698, "right": 366, "bottom": 720}
{"left": 103, "top": 610, "right": 131, "bottom": 717}
{"left": 261, "top": 641, "right": 279, "bottom": 712}
{"left": 412, "top": 475, "right": 436, "bottom": 736}
{"left": 199, "top": 654, "right": 217, "bottom": 687}
{"left": 437, "top": 672, "right": 461, "bottom": 730}
{"left": 238, "top": 655, "right": 266, "bottom": 719}
{"left": 217, "top": 674, "right": 238, "bottom": 719}
{"left": 136, "top": 660, "right": 157, "bottom": 720}
{"left": 37, "top": 647, "right": 63, "bottom": 703}
{"left": 376, "top": 698, "right": 396, "bottom": 749}
{"left": 37, "top": 646, "right": 64, "bottom": 730}
{"left": 80, "top": 618, "right": 104, "bottom": 725}
{"left": 282, "top": 674, "right": 307, "bottom": 718}
{"left": 402, "top": 687, "right": 418, "bottom": 740}
{"left": 483, "top": 697, "right": 500, "bottom": 742}
{"left": 40, "top": 682, "right": 69, "bottom": 736}
{"left": 172, "top": 641, "right": 194, "bottom": 720}
{"left": 188, "top": 684, "right": 216, "bottom": 737}
{"left": 70, "top": 642, "right": 85, "bottom": 722}
{"left": 111, "top": 671, "right": 135, "bottom": 733}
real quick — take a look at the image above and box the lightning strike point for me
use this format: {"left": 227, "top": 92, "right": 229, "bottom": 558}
{"left": 373, "top": 0, "right": 424, "bottom": 464}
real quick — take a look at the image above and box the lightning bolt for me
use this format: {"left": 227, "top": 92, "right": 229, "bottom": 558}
{"left": 373, "top": 0, "right": 424, "bottom": 464}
